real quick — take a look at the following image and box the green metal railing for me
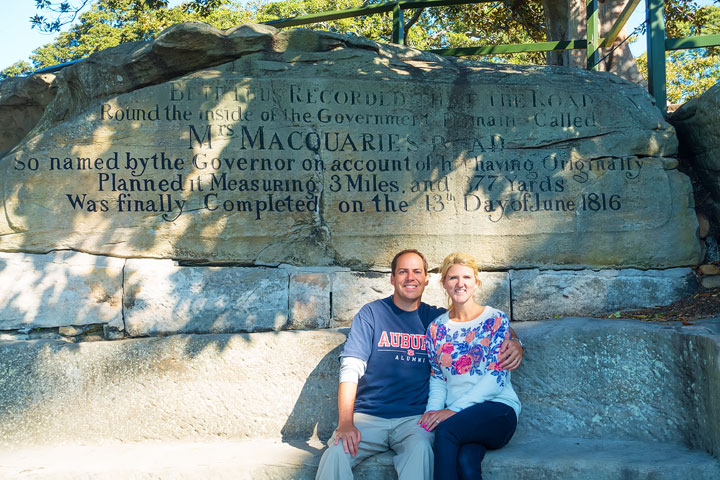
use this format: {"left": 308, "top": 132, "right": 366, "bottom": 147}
{"left": 263, "top": 0, "right": 720, "bottom": 115}
{"left": 31, "top": 0, "right": 720, "bottom": 113}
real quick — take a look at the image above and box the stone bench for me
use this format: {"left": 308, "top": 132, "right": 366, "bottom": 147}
{"left": 1, "top": 318, "right": 719, "bottom": 478}
{"left": 2, "top": 437, "right": 718, "bottom": 479}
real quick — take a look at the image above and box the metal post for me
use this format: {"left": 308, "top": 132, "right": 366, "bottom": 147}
{"left": 586, "top": 0, "right": 600, "bottom": 70}
{"left": 646, "top": 0, "right": 667, "bottom": 114}
{"left": 601, "top": 0, "right": 642, "bottom": 48}
{"left": 392, "top": 2, "right": 404, "bottom": 44}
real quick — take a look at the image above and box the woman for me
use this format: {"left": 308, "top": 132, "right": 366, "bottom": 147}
{"left": 419, "top": 252, "right": 520, "bottom": 480}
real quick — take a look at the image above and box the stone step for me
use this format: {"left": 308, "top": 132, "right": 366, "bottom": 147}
{"left": 1, "top": 436, "right": 718, "bottom": 479}
{"left": 3, "top": 319, "right": 719, "bottom": 449}
{"left": 1, "top": 318, "right": 718, "bottom": 479}
{"left": 0, "top": 439, "right": 317, "bottom": 480}
{"left": 483, "top": 437, "right": 720, "bottom": 479}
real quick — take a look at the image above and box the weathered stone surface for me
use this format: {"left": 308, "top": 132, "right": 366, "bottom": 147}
{"left": 698, "top": 212, "right": 711, "bottom": 239}
{"left": 0, "top": 251, "right": 123, "bottom": 331}
{"left": 706, "top": 236, "right": 720, "bottom": 263}
{"left": 510, "top": 268, "right": 697, "bottom": 320}
{"left": 0, "top": 330, "right": 345, "bottom": 446}
{"left": 330, "top": 271, "right": 394, "bottom": 326}
{"left": 0, "top": 74, "right": 57, "bottom": 157}
{"left": 289, "top": 272, "right": 331, "bottom": 329}
{"left": 699, "top": 264, "right": 720, "bottom": 276}
{"left": 1, "top": 436, "right": 719, "bottom": 479}
{"left": 123, "top": 259, "right": 289, "bottom": 335}
{"left": 1, "top": 318, "right": 718, "bottom": 464}
{"left": 670, "top": 82, "right": 720, "bottom": 226}
{"left": 510, "top": 318, "right": 720, "bottom": 460}
{"left": 0, "top": 23, "right": 699, "bottom": 270}
{"left": 32, "top": 23, "right": 278, "bottom": 136}
{"left": 702, "top": 275, "right": 720, "bottom": 289}
{"left": 58, "top": 326, "right": 82, "bottom": 336}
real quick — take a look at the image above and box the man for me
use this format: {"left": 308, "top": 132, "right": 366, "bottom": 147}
{"left": 315, "top": 249, "right": 524, "bottom": 480}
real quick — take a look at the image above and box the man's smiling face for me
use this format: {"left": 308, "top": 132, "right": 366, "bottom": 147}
{"left": 390, "top": 252, "right": 428, "bottom": 310}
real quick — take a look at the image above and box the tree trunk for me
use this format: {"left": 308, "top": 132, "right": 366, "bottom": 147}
{"left": 542, "top": 0, "right": 645, "bottom": 85}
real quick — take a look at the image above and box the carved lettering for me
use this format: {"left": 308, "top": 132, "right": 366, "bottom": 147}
{"left": 17, "top": 78, "right": 651, "bottom": 233}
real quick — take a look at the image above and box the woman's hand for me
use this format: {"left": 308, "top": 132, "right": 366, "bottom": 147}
{"left": 418, "top": 409, "right": 456, "bottom": 432}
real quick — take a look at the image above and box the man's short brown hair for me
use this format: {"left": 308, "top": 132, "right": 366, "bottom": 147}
{"left": 391, "top": 249, "right": 428, "bottom": 275}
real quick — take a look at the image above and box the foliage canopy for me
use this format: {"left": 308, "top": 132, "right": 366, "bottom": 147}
{"left": 4, "top": 0, "right": 719, "bottom": 104}
{"left": 635, "top": 2, "right": 720, "bottom": 104}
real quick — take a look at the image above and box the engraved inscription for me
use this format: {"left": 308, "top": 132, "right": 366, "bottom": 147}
{"left": 10, "top": 77, "right": 668, "bottom": 235}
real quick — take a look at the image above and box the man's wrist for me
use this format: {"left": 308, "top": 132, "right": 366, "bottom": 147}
{"left": 337, "top": 420, "right": 355, "bottom": 431}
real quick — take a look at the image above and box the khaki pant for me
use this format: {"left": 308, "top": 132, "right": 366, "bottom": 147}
{"left": 315, "top": 412, "right": 434, "bottom": 480}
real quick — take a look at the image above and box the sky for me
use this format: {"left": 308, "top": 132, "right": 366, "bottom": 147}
{"left": 1, "top": 0, "right": 716, "bottom": 72}
{"left": 0, "top": 0, "right": 184, "bottom": 71}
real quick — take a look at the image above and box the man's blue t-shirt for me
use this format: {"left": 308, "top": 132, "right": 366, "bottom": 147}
{"left": 341, "top": 296, "right": 446, "bottom": 418}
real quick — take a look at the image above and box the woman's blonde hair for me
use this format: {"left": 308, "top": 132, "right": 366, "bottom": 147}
{"left": 439, "top": 252, "right": 481, "bottom": 307}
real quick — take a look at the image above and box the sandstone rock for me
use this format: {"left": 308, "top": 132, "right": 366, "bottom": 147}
{"left": 670, "top": 82, "right": 720, "bottom": 226}
{"left": 698, "top": 264, "right": 720, "bottom": 276}
{"left": 511, "top": 318, "right": 720, "bottom": 455}
{"left": 0, "top": 330, "right": 346, "bottom": 446}
{"left": 0, "top": 333, "right": 23, "bottom": 341}
{"left": 701, "top": 275, "right": 720, "bottom": 289}
{"left": 0, "top": 251, "right": 123, "bottom": 331}
{"left": 0, "top": 74, "right": 57, "bottom": 157}
{"left": 330, "top": 271, "right": 393, "bottom": 326}
{"left": 123, "top": 259, "right": 289, "bottom": 335}
{"left": 58, "top": 325, "right": 87, "bottom": 337}
{"left": 103, "top": 323, "right": 125, "bottom": 340}
{"left": 510, "top": 268, "right": 697, "bottom": 321}
{"left": 420, "top": 273, "right": 450, "bottom": 311}
{"left": 31, "top": 23, "right": 278, "bottom": 136}
{"left": 1, "top": 319, "right": 718, "bottom": 457}
{"left": 698, "top": 212, "right": 710, "bottom": 239}
{"left": 288, "top": 272, "right": 331, "bottom": 329}
{"left": 705, "top": 236, "right": 720, "bottom": 263}
{"left": 0, "top": 23, "right": 699, "bottom": 270}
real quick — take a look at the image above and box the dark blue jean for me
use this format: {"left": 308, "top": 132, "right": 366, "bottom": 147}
{"left": 433, "top": 401, "right": 517, "bottom": 480}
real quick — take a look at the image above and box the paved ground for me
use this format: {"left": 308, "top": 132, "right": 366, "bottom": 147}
{"left": 1, "top": 436, "right": 719, "bottom": 479}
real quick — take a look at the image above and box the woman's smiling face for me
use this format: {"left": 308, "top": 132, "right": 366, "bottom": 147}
{"left": 443, "top": 264, "right": 477, "bottom": 306}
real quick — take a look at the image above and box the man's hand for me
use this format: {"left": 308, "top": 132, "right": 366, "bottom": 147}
{"left": 498, "top": 337, "right": 523, "bottom": 371}
{"left": 334, "top": 421, "right": 362, "bottom": 456}
{"left": 418, "top": 409, "right": 456, "bottom": 432}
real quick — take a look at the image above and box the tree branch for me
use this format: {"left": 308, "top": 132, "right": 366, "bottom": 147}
{"left": 403, "top": 8, "right": 425, "bottom": 45}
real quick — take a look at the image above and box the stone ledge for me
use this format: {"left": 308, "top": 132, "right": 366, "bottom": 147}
{"left": 511, "top": 268, "right": 697, "bottom": 321}
{"left": 124, "top": 259, "right": 291, "bottom": 335}
{"left": 0, "top": 330, "right": 346, "bottom": 446}
{"left": 0, "top": 251, "right": 703, "bottom": 336}
{"left": 1, "top": 318, "right": 718, "bottom": 459}
{"left": 289, "top": 272, "right": 331, "bottom": 329}
{"left": 510, "top": 317, "right": 720, "bottom": 458}
{"left": 0, "top": 436, "right": 717, "bottom": 479}
{"left": 0, "top": 251, "right": 123, "bottom": 331}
